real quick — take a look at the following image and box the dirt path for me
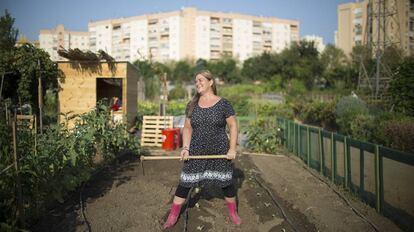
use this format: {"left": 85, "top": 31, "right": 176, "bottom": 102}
{"left": 31, "top": 150, "right": 401, "bottom": 232}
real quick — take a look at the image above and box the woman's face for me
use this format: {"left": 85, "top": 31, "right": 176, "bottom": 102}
{"left": 195, "top": 74, "right": 212, "bottom": 94}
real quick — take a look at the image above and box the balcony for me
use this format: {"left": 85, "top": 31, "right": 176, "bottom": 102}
{"left": 148, "top": 19, "right": 158, "bottom": 25}
{"left": 210, "top": 17, "right": 220, "bottom": 24}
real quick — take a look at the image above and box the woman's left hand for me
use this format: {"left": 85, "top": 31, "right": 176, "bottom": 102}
{"left": 226, "top": 149, "right": 237, "bottom": 160}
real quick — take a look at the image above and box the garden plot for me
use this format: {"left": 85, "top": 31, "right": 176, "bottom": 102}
{"left": 31, "top": 150, "right": 401, "bottom": 232}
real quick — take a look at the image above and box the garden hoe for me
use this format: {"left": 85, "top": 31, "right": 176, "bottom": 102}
{"left": 139, "top": 155, "right": 228, "bottom": 176}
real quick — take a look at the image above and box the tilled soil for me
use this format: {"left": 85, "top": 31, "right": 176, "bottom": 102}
{"left": 31, "top": 149, "right": 401, "bottom": 232}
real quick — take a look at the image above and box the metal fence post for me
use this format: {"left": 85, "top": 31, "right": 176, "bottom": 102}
{"left": 359, "top": 148, "right": 365, "bottom": 198}
{"left": 344, "top": 136, "right": 349, "bottom": 189}
{"left": 285, "top": 120, "right": 289, "bottom": 151}
{"left": 298, "top": 125, "right": 302, "bottom": 158}
{"left": 293, "top": 122, "right": 296, "bottom": 155}
{"left": 307, "top": 127, "right": 310, "bottom": 166}
{"left": 331, "top": 133, "right": 335, "bottom": 182}
{"left": 375, "top": 145, "right": 383, "bottom": 213}
{"left": 319, "top": 129, "right": 324, "bottom": 175}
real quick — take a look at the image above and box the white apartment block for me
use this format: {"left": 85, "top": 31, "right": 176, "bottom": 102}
{"left": 39, "top": 24, "right": 89, "bottom": 61}
{"left": 41, "top": 8, "right": 300, "bottom": 62}
{"left": 302, "top": 35, "right": 326, "bottom": 53}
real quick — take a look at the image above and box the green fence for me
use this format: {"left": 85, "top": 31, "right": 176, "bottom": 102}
{"left": 277, "top": 117, "right": 414, "bottom": 231}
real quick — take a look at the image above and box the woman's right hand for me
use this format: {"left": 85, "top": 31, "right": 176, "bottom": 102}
{"left": 180, "top": 149, "right": 190, "bottom": 161}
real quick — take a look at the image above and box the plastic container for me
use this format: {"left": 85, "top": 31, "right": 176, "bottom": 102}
{"left": 162, "top": 128, "right": 176, "bottom": 151}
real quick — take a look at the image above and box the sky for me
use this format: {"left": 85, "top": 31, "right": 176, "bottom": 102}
{"left": 1, "top": 0, "right": 352, "bottom": 45}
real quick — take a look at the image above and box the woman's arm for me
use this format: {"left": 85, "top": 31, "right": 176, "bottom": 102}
{"left": 181, "top": 118, "right": 192, "bottom": 160}
{"left": 226, "top": 116, "right": 238, "bottom": 159}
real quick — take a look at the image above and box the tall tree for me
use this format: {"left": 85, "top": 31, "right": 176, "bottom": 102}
{"left": 172, "top": 60, "right": 192, "bottom": 83}
{"left": 389, "top": 57, "right": 414, "bottom": 116}
{"left": 0, "top": 10, "right": 18, "bottom": 52}
{"left": 208, "top": 58, "right": 240, "bottom": 83}
{"left": 320, "top": 44, "right": 348, "bottom": 87}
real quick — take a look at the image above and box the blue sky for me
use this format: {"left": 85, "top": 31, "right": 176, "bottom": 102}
{"left": 1, "top": 0, "right": 352, "bottom": 44}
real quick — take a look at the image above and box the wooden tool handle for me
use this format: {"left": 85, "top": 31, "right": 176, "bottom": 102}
{"left": 140, "top": 155, "right": 228, "bottom": 161}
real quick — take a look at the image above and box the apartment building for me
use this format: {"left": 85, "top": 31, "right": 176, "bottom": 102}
{"left": 337, "top": 0, "right": 414, "bottom": 56}
{"left": 88, "top": 7, "right": 299, "bottom": 62}
{"left": 302, "top": 35, "right": 326, "bottom": 53}
{"left": 41, "top": 8, "right": 300, "bottom": 62}
{"left": 39, "top": 24, "right": 90, "bottom": 61}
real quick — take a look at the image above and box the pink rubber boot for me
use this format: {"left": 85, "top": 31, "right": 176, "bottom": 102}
{"left": 163, "top": 202, "right": 182, "bottom": 229}
{"left": 226, "top": 201, "right": 242, "bottom": 225}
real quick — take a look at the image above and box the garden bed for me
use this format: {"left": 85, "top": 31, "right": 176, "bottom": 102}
{"left": 30, "top": 150, "right": 400, "bottom": 232}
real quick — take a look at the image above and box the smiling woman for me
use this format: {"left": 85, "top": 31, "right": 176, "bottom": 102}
{"left": 163, "top": 70, "right": 241, "bottom": 229}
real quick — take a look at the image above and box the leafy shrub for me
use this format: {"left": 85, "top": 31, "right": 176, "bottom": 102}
{"left": 226, "top": 95, "right": 251, "bottom": 116}
{"left": 349, "top": 114, "right": 376, "bottom": 142}
{"left": 389, "top": 57, "right": 414, "bottom": 116}
{"left": 292, "top": 100, "right": 336, "bottom": 130}
{"left": 378, "top": 117, "right": 414, "bottom": 153}
{"left": 246, "top": 118, "right": 281, "bottom": 154}
{"left": 336, "top": 96, "right": 369, "bottom": 135}
{"left": 166, "top": 100, "right": 187, "bottom": 116}
{"left": 287, "top": 79, "right": 306, "bottom": 96}
{"left": 169, "top": 84, "right": 186, "bottom": 100}
{"left": 137, "top": 101, "right": 159, "bottom": 116}
{"left": 256, "top": 103, "right": 294, "bottom": 119}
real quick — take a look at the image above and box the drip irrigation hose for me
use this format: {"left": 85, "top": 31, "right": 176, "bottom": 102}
{"left": 183, "top": 187, "right": 194, "bottom": 232}
{"left": 252, "top": 173, "right": 299, "bottom": 232}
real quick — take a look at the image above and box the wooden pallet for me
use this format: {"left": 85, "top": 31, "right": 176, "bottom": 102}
{"left": 141, "top": 116, "right": 173, "bottom": 147}
{"left": 16, "top": 115, "right": 35, "bottom": 130}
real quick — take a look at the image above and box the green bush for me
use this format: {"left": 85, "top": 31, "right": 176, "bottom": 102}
{"left": 376, "top": 116, "right": 414, "bottom": 153}
{"left": 336, "top": 96, "right": 369, "bottom": 135}
{"left": 166, "top": 100, "right": 187, "bottom": 116}
{"left": 138, "top": 101, "right": 159, "bottom": 116}
{"left": 256, "top": 103, "right": 294, "bottom": 119}
{"left": 287, "top": 79, "right": 306, "bottom": 96}
{"left": 389, "top": 57, "right": 414, "bottom": 116}
{"left": 292, "top": 100, "right": 336, "bottom": 130}
{"left": 169, "top": 84, "right": 186, "bottom": 100}
{"left": 226, "top": 95, "right": 251, "bottom": 116}
{"left": 349, "top": 114, "right": 376, "bottom": 142}
{"left": 246, "top": 118, "right": 281, "bottom": 154}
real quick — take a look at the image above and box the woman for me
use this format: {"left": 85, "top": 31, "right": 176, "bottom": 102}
{"left": 163, "top": 70, "right": 241, "bottom": 229}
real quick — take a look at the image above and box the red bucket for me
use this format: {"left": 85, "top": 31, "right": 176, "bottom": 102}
{"left": 162, "top": 128, "right": 176, "bottom": 151}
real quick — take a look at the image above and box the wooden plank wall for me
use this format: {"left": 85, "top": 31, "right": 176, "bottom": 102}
{"left": 57, "top": 62, "right": 128, "bottom": 128}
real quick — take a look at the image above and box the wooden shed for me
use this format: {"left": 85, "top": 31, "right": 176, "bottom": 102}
{"left": 57, "top": 61, "right": 143, "bottom": 128}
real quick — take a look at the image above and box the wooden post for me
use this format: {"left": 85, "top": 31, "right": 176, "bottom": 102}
{"left": 0, "top": 73, "right": 4, "bottom": 102}
{"left": 5, "top": 102, "right": 9, "bottom": 126}
{"left": 38, "top": 60, "right": 43, "bottom": 134}
{"left": 12, "top": 118, "right": 25, "bottom": 226}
